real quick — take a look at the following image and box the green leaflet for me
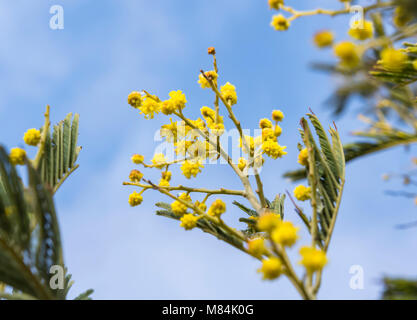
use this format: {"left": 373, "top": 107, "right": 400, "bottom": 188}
{"left": 63, "top": 113, "right": 72, "bottom": 171}
{"left": 70, "top": 114, "right": 80, "bottom": 167}
{"left": 39, "top": 113, "right": 81, "bottom": 193}
{"left": 300, "top": 114, "right": 346, "bottom": 249}
{"left": 232, "top": 200, "right": 258, "bottom": 217}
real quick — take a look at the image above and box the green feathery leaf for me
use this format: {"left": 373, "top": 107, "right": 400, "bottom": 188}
{"left": 300, "top": 114, "right": 346, "bottom": 249}
{"left": 39, "top": 113, "right": 81, "bottom": 193}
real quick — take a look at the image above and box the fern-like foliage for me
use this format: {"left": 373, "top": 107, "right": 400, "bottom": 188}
{"left": 0, "top": 145, "right": 93, "bottom": 300}
{"left": 300, "top": 114, "right": 346, "bottom": 249}
{"left": 0, "top": 146, "right": 63, "bottom": 299}
{"left": 39, "top": 113, "right": 81, "bottom": 194}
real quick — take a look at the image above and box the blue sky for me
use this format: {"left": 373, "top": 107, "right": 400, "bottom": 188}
{"left": 1, "top": 0, "right": 416, "bottom": 299}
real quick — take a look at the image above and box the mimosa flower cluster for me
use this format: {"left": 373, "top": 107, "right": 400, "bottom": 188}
{"left": 123, "top": 48, "right": 339, "bottom": 300}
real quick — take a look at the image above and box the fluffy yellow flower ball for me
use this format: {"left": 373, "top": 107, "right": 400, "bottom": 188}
{"left": 128, "top": 191, "right": 143, "bottom": 207}
{"left": 23, "top": 128, "right": 41, "bottom": 146}
{"left": 270, "top": 14, "right": 290, "bottom": 31}
{"left": 257, "top": 212, "right": 281, "bottom": 232}
{"left": 271, "top": 110, "right": 284, "bottom": 122}
{"left": 198, "top": 70, "right": 218, "bottom": 89}
{"left": 271, "top": 221, "right": 299, "bottom": 247}
{"left": 9, "top": 148, "right": 26, "bottom": 165}
{"left": 151, "top": 153, "right": 167, "bottom": 169}
{"left": 299, "top": 246, "right": 328, "bottom": 273}
{"left": 169, "top": 90, "right": 187, "bottom": 110}
{"left": 128, "top": 91, "right": 142, "bottom": 108}
{"left": 268, "top": 0, "right": 283, "bottom": 10}
{"left": 298, "top": 148, "right": 308, "bottom": 166}
{"left": 348, "top": 20, "right": 374, "bottom": 41}
{"left": 180, "top": 214, "right": 198, "bottom": 230}
{"left": 248, "top": 238, "right": 267, "bottom": 258}
{"left": 258, "top": 258, "right": 283, "bottom": 280}
{"left": 259, "top": 118, "right": 273, "bottom": 129}
{"left": 208, "top": 199, "right": 226, "bottom": 217}
{"left": 181, "top": 160, "right": 204, "bottom": 179}
{"left": 129, "top": 169, "right": 144, "bottom": 182}
{"left": 294, "top": 185, "right": 311, "bottom": 201}
{"left": 127, "top": 91, "right": 142, "bottom": 108}
{"left": 200, "top": 106, "right": 216, "bottom": 120}
{"left": 334, "top": 41, "right": 360, "bottom": 68}
{"left": 313, "top": 30, "right": 334, "bottom": 48}
{"left": 379, "top": 48, "right": 408, "bottom": 71}
{"left": 220, "top": 82, "right": 238, "bottom": 105}
{"left": 131, "top": 154, "right": 144, "bottom": 164}
{"left": 171, "top": 193, "right": 192, "bottom": 216}
{"left": 160, "top": 99, "right": 177, "bottom": 115}
{"left": 262, "top": 140, "right": 287, "bottom": 159}
{"left": 139, "top": 96, "right": 160, "bottom": 119}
